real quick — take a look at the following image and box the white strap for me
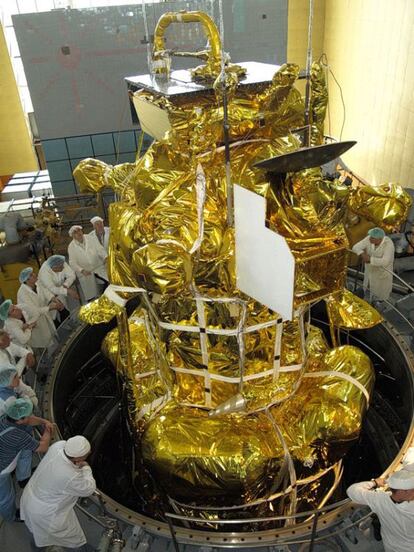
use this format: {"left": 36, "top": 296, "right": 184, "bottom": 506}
{"left": 137, "top": 392, "right": 171, "bottom": 420}
{"left": 304, "top": 371, "right": 370, "bottom": 404}
{"left": 104, "top": 286, "right": 127, "bottom": 307}
{"left": 134, "top": 370, "right": 157, "bottom": 380}
{"left": 272, "top": 318, "right": 283, "bottom": 381}
{"left": 189, "top": 163, "right": 206, "bottom": 254}
{"left": 194, "top": 295, "right": 210, "bottom": 406}
{"left": 170, "top": 364, "right": 302, "bottom": 384}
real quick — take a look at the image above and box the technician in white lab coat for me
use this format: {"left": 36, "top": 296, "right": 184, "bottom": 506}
{"left": 17, "top": 267, "right": 59, "bottom": 349}
{"left": 0, "top": 364, "right": 38, "bottom": 414}
{"left": 68, "top": 225, "right": 105, "bottom": 302}
{"left": 0, "top": 299, "right": 34, "bottom": 349}
{"left": 0, "top": 397, "right": 52, "bottom": 522}
{"left": 21, "top": 435, "right": 96, "bottom": 551}
{"left": 347, "top": 468, "right": 414, "bottom": 552}
{"left": 88, "top": 216, "right": 109, "bottom": 287}
{"left": 89, "top": 215, "right": 110, "bottom": 252}
{"left": 37, "top": 255, "right": 79, "bottom": 322}
{"left": 0, "top": 329, "right": 35, "bottom": 375}
{"left": 352, "top": 227, "right": 395, "bottom": 302}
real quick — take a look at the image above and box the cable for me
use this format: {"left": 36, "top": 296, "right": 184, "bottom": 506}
{"left": 318, "top": 53, "right": 346, "bottom": 141}
{"left": 114, "top": 96, "right": 130, "bottom": 165}
{"left": 304, "top": 0, "right": 314, "bottom": 146}
{"left": 329, "top": 66, "right": 346, "bottom": 141}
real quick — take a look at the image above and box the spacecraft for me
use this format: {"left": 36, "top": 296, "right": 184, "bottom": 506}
{"left": 45, "top": 10, "right": 414, "bottom": 548}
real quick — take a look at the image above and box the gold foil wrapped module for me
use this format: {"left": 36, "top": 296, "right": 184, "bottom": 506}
{"left": 325, "top": 289, "right": 383, "bottom": 330}
{"left": 140, "top": 343, "right": 373, "bottom": 504}
{"left": 348, "top": 182, "right": 412, "bottom": 234}
{"left": 76, "top": 10, "right": 411, "bottom": 516}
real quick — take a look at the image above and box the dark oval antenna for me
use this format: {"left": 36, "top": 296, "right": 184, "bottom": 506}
{"left": 254, "top": 140, "right": 357, "bottom": 174}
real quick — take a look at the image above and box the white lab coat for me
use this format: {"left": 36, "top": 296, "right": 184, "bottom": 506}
{"left": 68, "top": 236, "right": 102, "bottom": 301}
{"left": 0, "top": 342, "right": 31, "bottom": 375}
{"left": 89, "top": 226, "right": 110, "bottom": 252}
{"left": 87, "top": 230, "right": 109, "bottom": 282}
{"left": 37, "top": 261, "right": 76, "bottom": 320}
{"left": 347, "top": 480, "right": 414, "bottom": 552}
{"left": 4, "top": 308, "right": 32, "bottom": 349}
{"left": 21, "top": 440, "right": 96, "bottom": 548}
{"left": 17, "top": 284, "right": 56, "bottom": 348}
{"left": 352, "top": 236, "right": 394, "bottom": 301}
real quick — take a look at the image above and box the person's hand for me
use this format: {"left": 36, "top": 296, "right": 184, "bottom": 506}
{"left": 374, "top": 477, "right": 386, "bottom": 487}
{"left": 361, "top": 252, "right": 370, "bottom": 263}
{"left": 67, "top": 288, "right": 80, "bottom": 300}
{"left": 26, "top": 353, "right": 36, "bottom": 368}
{"left": 81, "top": 270, "right": 92, "bottom": 276}
{"left": 44, "top": 420, "right": 56, "bottom": 433}
{"left": 74, "top": 460, "right": 89, "bottom": 468}
{"left": 22, "top": 323, "right": 34, "bottom": 331}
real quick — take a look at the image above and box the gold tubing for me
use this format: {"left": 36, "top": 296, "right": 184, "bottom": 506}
{"left": 153, "top": 11, "right": 222, "bottom": 78}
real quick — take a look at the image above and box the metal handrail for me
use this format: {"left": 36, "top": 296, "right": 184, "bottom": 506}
{"left": 163, "top": 506, "right": 374, "bottom": 549}
{"left": 165, "top": 497, "right": 351, "bottom": 524}
{"left": 346, "top": 257, "right": 414, "bottom": 333}
{"left": 383, "top": 266, "right": 414, "bottom": 294}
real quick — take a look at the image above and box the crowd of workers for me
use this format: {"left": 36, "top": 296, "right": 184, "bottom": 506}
{"left": 0, "top": 215, "right": 108, "bottom": 550}
{"left": 1, "top": 223, "right": 414, "bottom": 551}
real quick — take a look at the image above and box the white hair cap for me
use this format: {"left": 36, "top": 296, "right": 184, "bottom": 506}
{"left": 68, "top": 225, "right": 82, "bottom": 237}
{"left": 64, "top": 435, "right": 91, "bottom": 457}
{"left": 388, "top": 468, "right": 414, "bottom": 490}
{"left": 90, "top": 216, "right": 103, "bottom": 225}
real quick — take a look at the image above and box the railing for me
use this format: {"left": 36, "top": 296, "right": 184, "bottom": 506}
{"left": 161, "top": 501, "right": 374, "bottom": 550}
{"left": 347, "top": 260, "right": 414, "bottom": 342}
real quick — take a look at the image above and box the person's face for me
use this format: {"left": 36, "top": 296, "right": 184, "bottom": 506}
{"left": 71, "top": 451, "right": 91, "bottom": 465}
{"left": 73, "top": 228, "right": 84, "bottom": 242}
{"left": 26, "top": 272, "right": 37, "bottom": 286}
{"left": 369, "top": 237, "right": 382, "bottom": 246}
{"left": 390, "top": 487, "right": 414, "bottom": 503}
{"left": 8, "top": 305, "right": 23, "bottom": 320}
{"left": 51, "top": 263, "right": 64, "bottom": 273}
{"left": 94, "top": 221, "right": 104, "bottom": 234}
{"left": 0, "top": 333, "right": 11, "bottom": 348}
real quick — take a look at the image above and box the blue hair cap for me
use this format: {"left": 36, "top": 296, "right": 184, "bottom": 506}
{"left": 368, "top": 227, "right": 385, "bottom": 239}
{"left": 4, "top": 397, "right": 33, "bottom": 420}
{"left": 19, "top": 267, "right": 33, "bottom": 284}
{"left": 46, "top": 255, "right": 65, "bottom": 268}
{"left": 0, "top": 363, "right": 17, "bottom": 387}
{"left": 0, "top": 300, "right": 12, "bottom": 321}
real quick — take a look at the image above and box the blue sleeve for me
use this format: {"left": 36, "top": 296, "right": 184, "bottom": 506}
{"left": 14, "top": 428, "right": 39, "bottom": 452}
